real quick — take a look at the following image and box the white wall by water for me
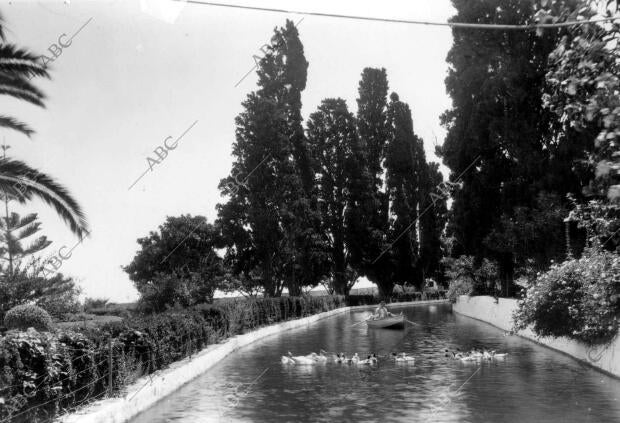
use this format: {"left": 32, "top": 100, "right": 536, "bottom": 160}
{"left": 453, "top": 295, "right": 620, "bottom": 378}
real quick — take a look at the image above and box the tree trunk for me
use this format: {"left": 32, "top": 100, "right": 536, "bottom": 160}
{"left": 263, "top": 253, "right": 275, "bottom": 297}
{"left": 498, "top": 252, "right": 514, "bottom": 297}
{"left": 376, "top": 276, "right": 394, "bottom": 300}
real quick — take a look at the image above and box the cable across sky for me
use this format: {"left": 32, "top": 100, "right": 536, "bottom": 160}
{"left": 180, "top": 0, "right": 620, "bottom": 30}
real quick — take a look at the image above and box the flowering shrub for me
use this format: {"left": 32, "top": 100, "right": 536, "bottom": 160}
{"left": 446, "top": 278, "right": 474, "bottom": 303}
{"left": 514, "top": 249, "right": 620, "bottom": 345}
{"left": 4, "top": 305, "right": 53, "bottom": 332}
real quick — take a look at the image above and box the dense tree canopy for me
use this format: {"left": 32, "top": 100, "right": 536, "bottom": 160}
{"left": 124, "top": 215, "right": 224, "bottom": 308}
{"left": 439, "top": 0, "right": 580, "bottom": 295}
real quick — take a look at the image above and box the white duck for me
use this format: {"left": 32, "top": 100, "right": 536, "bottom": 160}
{"left": 357, "top": 355, "right": 376, "bottom": 365}
{"left": 288, "top": 351, "right": 316, "bottom": 365}
{"left": 395, "top": 353, "right": 415, "bottom": 363}
{"left": 350, "top": 353, "right": 360, "bottom": 364}
{"left": 308, "top": 352, "right": 328, "bottom": 363}
{"left": 281, "top": 355, "right": 295, "bottom": 364}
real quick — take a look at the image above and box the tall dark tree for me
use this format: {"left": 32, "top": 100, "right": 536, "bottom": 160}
{"left": 385, "top": 92, "right": 421, "bottom": 288}
{"left": 420, "top": 162, "right": 448, "bottom": 282}
{"left": 439, "top": 0, "right": 568, "bottom": 295}
{"left": 217, "top": 20, "right": 326, "bottom": 296}
{"left": 352, "top": 68, "right": 396, "bottom": 298}
{"left": 307, "top": 98, "right": 363, "bottom": 295}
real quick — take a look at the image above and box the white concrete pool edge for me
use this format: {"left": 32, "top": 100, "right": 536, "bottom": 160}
{"left": 59, "top": 299, "right": 449, "bottom": 423}
{"left": 453, "top": 295, "right": 620, "bottom": 378}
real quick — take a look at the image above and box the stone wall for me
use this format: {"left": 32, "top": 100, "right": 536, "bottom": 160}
{"left": 453, "top": 295, "right": 619, "bottom": 378}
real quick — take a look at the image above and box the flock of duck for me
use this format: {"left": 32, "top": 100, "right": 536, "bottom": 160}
{"left": 445, "top": 348, "right": 508, "bottom": 362}
{"left": 281, "top": 348, "right": 509, "bottom": 366}
{"left": 281, "top": 350, "right": 416, "bottom": 365}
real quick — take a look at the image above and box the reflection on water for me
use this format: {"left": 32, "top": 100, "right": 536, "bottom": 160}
{"left": 131, "top": 304, "right": 620, "bottom": 423}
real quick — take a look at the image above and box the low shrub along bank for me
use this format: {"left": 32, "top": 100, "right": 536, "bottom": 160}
{"left": 513, "top": 248, "right": 620, "bottom": 345}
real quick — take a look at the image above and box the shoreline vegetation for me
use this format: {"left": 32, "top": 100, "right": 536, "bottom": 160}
{"left": 0, "top": 294, "right": 441, "bottom": 423}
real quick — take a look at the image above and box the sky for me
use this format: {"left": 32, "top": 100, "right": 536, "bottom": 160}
{"left": 0, "top": 0, "right": 456, "bottom": 302}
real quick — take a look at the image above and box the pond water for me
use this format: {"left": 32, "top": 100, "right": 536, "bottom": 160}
{"left": 131, "top": 303, "right": 620, "bottom": 423}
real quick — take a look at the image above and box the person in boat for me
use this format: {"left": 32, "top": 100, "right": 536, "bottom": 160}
{"left": 372, "top": 301, "right": 397, "bottom": 320}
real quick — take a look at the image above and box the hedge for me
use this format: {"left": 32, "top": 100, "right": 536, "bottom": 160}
{"left": 0, "top": 295, "right": 345, "bottom": 422}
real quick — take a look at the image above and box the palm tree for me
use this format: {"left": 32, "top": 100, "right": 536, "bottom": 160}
{"left": 0, "top": 159, "right": 88, "bottom": 238}
{"left": 0, "top": 11, "right": 49, "bottom": 136}
{"left": 0, "top": 13, "right": 89, "bottom": 239}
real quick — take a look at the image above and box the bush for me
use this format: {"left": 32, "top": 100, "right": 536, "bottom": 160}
{"left": 514, "top": 249, "right": 620, "bottom": 345}
{"left": 4, "top": 304, "right": 53, "bottom": 331}
{"left": 441, "top": 255, "right": 499, "bottom": 297}
{"left": 446, "top": 278, "right": 474, "bottom": 303}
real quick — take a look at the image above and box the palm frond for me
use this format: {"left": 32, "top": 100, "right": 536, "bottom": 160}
{"left": 0, "top": 115, "right": 34, "bottom": 137}
{"left": 0, "top": 44, "right": 50, "bottom": 79}
{"left": 0, "top": 158, "right": 89, "bottom": 238}
{"left": 0, "top": 74, "right": 46, "bottom": 106}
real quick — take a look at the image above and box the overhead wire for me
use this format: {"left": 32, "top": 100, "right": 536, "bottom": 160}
{"left": 180, "top": 0, "right": 620, "bottom": 30}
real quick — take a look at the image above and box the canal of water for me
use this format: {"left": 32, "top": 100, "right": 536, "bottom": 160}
{"left": 131, "top": 303, "right": 620, "bottom": 422}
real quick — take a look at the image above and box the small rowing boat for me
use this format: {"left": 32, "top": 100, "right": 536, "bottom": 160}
{"left": 366, "top": 314, "right": 405, "bottom": 329}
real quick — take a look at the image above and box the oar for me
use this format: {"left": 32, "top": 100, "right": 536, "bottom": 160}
{"left": 351, "top": 314, "right": 371, "bottom": 327}
{"left": 404, "top": 318, "right": 421, "bottom": 326}
{"left": 351, "top": 319, "right": 368, "bottom": 327}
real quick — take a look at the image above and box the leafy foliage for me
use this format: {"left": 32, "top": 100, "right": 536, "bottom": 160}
{"left": 441, "top": 255, "right": 499, "bottom": 296}
{"left": 123, "top": 215, "right": 224, "bottom": 309}
{"left": 439, "top": 0, "right": 576, "bottom": 296}
{"left": 4, "top": 304, "right": 52, "bottom": 331}
{"left": 514, "top": 248, "right": 620, "bottom": 345}
{"left": 539, "top": 0, "right": 620, "bottom": 201}
{"left": 217, "top": 20, "right": 327, "bottom": 297}
{"left": 0, "top": 262, "right": 81, "bottom": 321}
{"left": 307, "top": 98, "right": 365, "bottom": 295}
{"left": 446, "top": 279, "right": 474, "bottom": 303}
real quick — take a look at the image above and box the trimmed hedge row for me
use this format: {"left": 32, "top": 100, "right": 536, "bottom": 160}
{"left": 0, "top": 295, "right": 345, "bottom": 422}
